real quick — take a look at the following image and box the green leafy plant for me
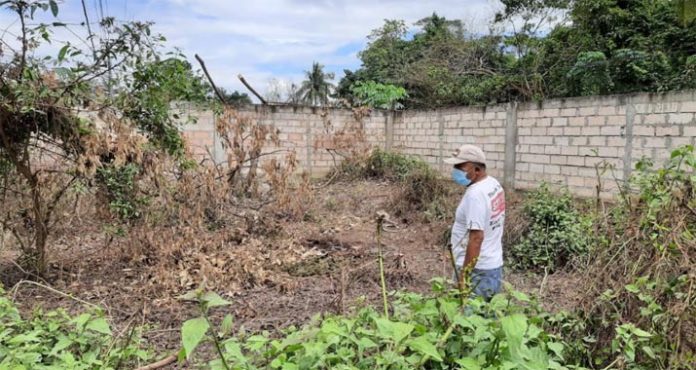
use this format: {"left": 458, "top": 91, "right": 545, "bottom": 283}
{"left": 96, "top": 163, "right": 147, "bottom": 221}
{"left": 180, "top": 283, "right": 586, "bottom": 369}
{"left": 0, "top": 286, "right": 150, "bottom": 369}
{"left": 507, "top": 183, "right": 593, "bottom": 271}
{"left": 350, "top": 81, "right": 407, "bottom": 109}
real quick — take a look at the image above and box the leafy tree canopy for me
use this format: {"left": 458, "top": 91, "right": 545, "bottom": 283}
{"left": 336, "top": 2, "right": 696, "bottom": 108}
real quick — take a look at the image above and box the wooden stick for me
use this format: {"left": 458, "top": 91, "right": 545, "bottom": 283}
{"left": 194, "top": 54, "right": 227, "bottom": 104}
{"left": 135, "top": 354, "right": 178, "bottom": 370}
{"left": 238, "top": 74, "right": 268, "bottom": 105}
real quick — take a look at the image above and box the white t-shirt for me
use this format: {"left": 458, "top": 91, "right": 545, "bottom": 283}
{"left": 450, "top": 176, "right": 505, "bottom": 270}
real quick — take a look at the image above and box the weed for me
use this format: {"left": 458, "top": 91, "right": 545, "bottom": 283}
{"left": 0, "top": 285, "right": 150, "bottom": 369}
{"left": 507, "top": 183, "right": 593, "bottom": 272}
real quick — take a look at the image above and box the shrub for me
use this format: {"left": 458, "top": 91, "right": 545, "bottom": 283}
{"left": 179, "top": 283, "right": 585, "bottom": 369}
{"left": 331, "top": 149, "right": 453, "bottom": 221}
{"left": 0, "top": 286, "right": 150, "bottom": 368}
{"left": 507, "top": 183, "right": 593, "bottom": 271}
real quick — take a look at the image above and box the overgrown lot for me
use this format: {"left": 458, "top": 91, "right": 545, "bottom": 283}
{"left": 1, "top": 2, "right": 694, "bottom": 368}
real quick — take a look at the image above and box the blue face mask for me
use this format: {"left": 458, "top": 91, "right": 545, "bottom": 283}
{"left": 452, "top": 168, "right": 471, "bottom": 186}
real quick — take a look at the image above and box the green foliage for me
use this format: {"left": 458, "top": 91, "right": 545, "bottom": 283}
{"left": 577, "top": 145, "right": 696, "bottom": 369}
{"left": 337, "top": 1, "right": 696, "bottom": 107}
{"left": 181, "top": 284, "right": 587, "bottom": 369}
{"left": 96, "top": 164, "right": 146, "bottom": 221}
{"left": 567, "top": 51, "right": 612, "bottom": 96}
{"left": 218, "top": 88, "right": 253, "bottom": 107}
{"left": 507, "top": 184, "right": 592, "bottom": 271}
{"left": 0, "top": 286, "right": 150, "bottom": 369}
{"left": 350, "top": 81, "right": 407, "bottom": 109}
{"left": 630, "top": 145, "right": 696, "bottom": 230}
{"left": 296, "top": 62, "right": 335, "bottom": 107}
{"left": 119, "top": 56, "right": 210, "bottom": 158}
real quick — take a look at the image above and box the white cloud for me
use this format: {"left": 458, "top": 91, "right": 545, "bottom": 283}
{"left": 1, "top": 0, "right": 504, "bottom": 101}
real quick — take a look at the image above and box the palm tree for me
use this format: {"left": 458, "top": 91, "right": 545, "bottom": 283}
{"left": 297, "top": 62, "right": 335, "bottom": 106}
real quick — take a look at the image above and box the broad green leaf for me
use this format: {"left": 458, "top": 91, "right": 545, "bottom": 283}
{"left": 632, "top": 327, "right": 652, "bottom": 338}
{"left": 72, "top": 313, "right": 91, "bottom": 330}
{"left": 86, "top": 317, "right": 111, "bottom": 335}
{"left": 406, "top": 335, "right": 442, "bottom": 362}
{"left": 547, "top": 341, "right": 564, "bottom": 360}
{"left": 501, "top": 314, "right": 528, "bottom": 346}
{"left": 223, "top": 340, "right": 247, "bottom": 363}
{"left": 456, "top": 357, "right": 482, "bottom": 370}
{"left": 201, "top": 292, "right": 231, "bottom": 308}
{"left": 642, "top": 345, "right": 657, "bottom": 359}
{"left": 181, "top": 316, "right": 209, "bottom": 359}
{"left": 374, "top": 318, "right": 414, "bottom": 344}
{"left": 50, "top": 336, "right": 73, "bottom": 356}
{"left": 220, "top": 314, "right": 233, "bottom": 336}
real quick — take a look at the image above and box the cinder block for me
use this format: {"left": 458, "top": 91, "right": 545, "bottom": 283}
{"left": 564, "top": 127, "right": 582, "bottom": 135}
{"left": 633, "top": 125, "right": 655, "bottom": 136}
{"left": 548, "top": 127, "right": 564, "bottom": 136}
{"left": 532, "top": 127, "right": 548, "bottom": 135}
{"left": 587, "top": 116, "right": 605, "bottom": 126}
{"left": 561, "top": 146, "right": 579, "bottom": 156}
{"left": 579, "top": 107, "right": 597, "bottom": 116}
{"left": 589, "top": 136, "right": 606, "bottom": 146}
{"left": 598, "top": 147, "right": 619, "bottom": 157}
{"left": 569, "top": 117, "right": 586, "bottom": 126}
{"left": 600, "top": 126, "right": 621, "bottom": 136}
{"left": 555, "top": 137, "right": 569, "bottom": 146}
{"left": 597, "top": 106, "right": 617, "bottom": 115}
{"left": 681, "top": 101, "right": 696, "bottom": 112}
{"left": 642, "top": 114, "right": 667, "bottom": 125}
{"left": 544, "top": 164, "right": 561, "bottom": 174}
{"left": 530, "top": 163, "right": 545, "bottom": 173}
{"left": 553, "top": 117, "right": 569, "bottom": 126}
{"left": 561, "top": 108, "right": 578, "bottom": 116}
{"left": 655, "top": 126, "right": 680, "bottom": 137}
{"left": 607, "top": 137, "right": 625, "bottom": 147}
{"left": 684, "top": 125, "right": 696, "bottom": 136}
{"left": 544, "top": 146, "right": 562, "bottom": 155}
{"left": 567, "top": 156, "right": 585, "bottom": 166}
{"left": 583, "top": 126, "right": 601, "bottom": 135}
{"left": 551, "top": 155, "right": 567, "bottom": 165}
{"left": 668, "top": 113, "right": 694, "bottom": 124}
{"left": 643, "top": 137, "right": 667, "bottom": 148}
{"left": 570, "top": 137, "right": 588, "bottom": 146}
{"left": 529, "top": 145, "right": 545, "bottom": 154}
{"left": 536, "top": 118, "right": 552, "bottom": 127}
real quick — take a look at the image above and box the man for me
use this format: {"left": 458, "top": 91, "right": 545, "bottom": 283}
{"left": 445, "top": 144, "right": 505, "bottom": 300}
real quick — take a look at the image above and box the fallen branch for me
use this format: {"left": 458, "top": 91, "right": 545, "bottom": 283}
{"left": 135, "top": 353, "right": 178, "bottom": 370}
{"left": 194, "top": 54, "right": 227, "bottom": 104}
{"left": 10, "top": 279, "right": 101, "bottom": 310}
{"left": 238, "top": 74, "right": 268, "bottom": 105}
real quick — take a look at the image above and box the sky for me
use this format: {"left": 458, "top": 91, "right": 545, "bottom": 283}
{"left": 1, "top": 0, "right": 504, "bottom": 100}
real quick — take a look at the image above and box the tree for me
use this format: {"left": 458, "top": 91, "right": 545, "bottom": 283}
{"left": 297, "top": 62, "right": 335, "bottom": 106}
{"left": 218, "top": 88, "right": 252, "bottom": 107}
{"left": 350, "top": 81, "right": 407, "bottom": 109}
{"left": 0, "top": 0, "right": 209, "bottom": 275}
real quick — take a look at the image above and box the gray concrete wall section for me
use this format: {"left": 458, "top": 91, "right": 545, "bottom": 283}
{"left": 180, "top": 90, "right": 696, "bottom": 198}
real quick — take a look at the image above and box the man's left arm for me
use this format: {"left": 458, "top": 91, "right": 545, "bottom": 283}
{"left": 463, "top": 229, "right": 484, "bottom": 269}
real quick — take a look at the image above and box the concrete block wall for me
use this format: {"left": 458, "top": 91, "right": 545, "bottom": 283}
{"left": 394, "top": 106, "right": 507, "bottom": 180}
{"left": 181, "top": 104, "right": 388, "bottom": 175}
{"left": 179, "top": 89, "right": 696, "bottom": 197}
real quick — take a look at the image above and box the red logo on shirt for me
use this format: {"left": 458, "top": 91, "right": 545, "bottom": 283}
{"left": 491, "top": 192, "right": 505, "bottom": 218}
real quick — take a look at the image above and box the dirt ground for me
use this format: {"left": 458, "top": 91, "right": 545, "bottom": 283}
{"left": 1, "top": 179, "right": 583, "bottom": 363}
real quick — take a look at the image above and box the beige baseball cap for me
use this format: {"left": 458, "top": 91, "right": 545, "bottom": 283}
{"left": 443, "top": 144, "right": 486, "bottom": 166}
